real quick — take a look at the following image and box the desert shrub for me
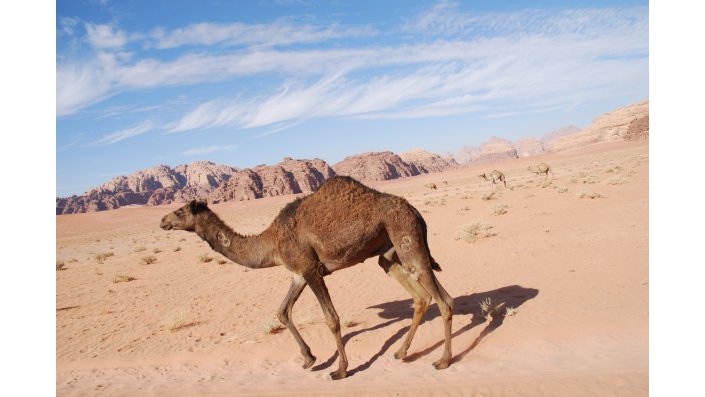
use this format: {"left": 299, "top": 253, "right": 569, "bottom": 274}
{"left": 141, "top": 255, "right": 157, "bottom": 265}
{"left": 173, "top": 246, "right": 181, "bottom": 252}
{"left": 95, "top": 252, "right": 114, "bottom": 264}
{"left": 606, "top": 175, "right": 628, "bottom": 185}
{"left": 56, "top": 261, "right": 66, "bottom": 271}
{"left": 112, "top": 275, "right": 136, "bottom": 283}
{"left": 152, "top": 248, "right": 162, "bottom": 254}
{"left": 582, "top": 175, "right": 599, "bottom": 184}
{"left": 263, "top": 319, "right": 286, "bottom": 335}
{"left": 482, "top": 192, "right": 496, "bottom": 201}
{"left": 493, "top": 203, "right": 508, "bottom": 215}
{"left": 460, "top": 221, "right": 496, "bottom": 243}
{"left": 133, "top": 246, "right": 147, "bottom": 253}
{"left": 217, "top": 259, "right": 227, "bottom": 265}
{"left": 577, "top": 191, "right": 605, "bottom": 199}
{"left": 198, "top": 253, "right": 213, "bottom": 263}
{"left": 165, "top": 310, "right": 197, "bottom": 332}
{"left": 557, "top": 187, "right": 568, "bottom": 193}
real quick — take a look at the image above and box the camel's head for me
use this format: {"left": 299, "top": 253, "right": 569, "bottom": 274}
{"left": 160, "top": 199, "right": 209, "bottom": 231}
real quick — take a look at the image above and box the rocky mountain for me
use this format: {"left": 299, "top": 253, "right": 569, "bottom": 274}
{"left": 454, "top": 136, "right": 519, "bottom": 165}
{"left": 551, "top": 100, "right": 649, "bottom": 151}
{"left": 56, "top": 158, "right": 334, "bottom": 214}
{"left": 332, "top": 151, "right": 419, "bottom": 181}
{"left": 623, "top": 114, "right": 649, "bottom": 141}
{"left": 541, "top": 125, "right": 582, "bottom": 151}
{"left": 399, "top": 149, "right": 459, "bottom": 173}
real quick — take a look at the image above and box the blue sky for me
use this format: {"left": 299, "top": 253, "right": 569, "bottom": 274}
{"left": 56, "top": 0, "right": 648, "bottom": 197}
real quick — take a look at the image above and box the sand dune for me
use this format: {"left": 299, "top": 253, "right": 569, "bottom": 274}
{"left": 57, "top": 140, "right": 648, "bottom": 396}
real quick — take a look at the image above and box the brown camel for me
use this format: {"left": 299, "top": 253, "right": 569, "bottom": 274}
{"left": 527, "top": 162, "right": 553, "bottom": 180}
{"left": 478, "top": 170, "right": 507, "bottom": 188}
{"left": 160, "top": 176, "right": 454, "bottom": 380}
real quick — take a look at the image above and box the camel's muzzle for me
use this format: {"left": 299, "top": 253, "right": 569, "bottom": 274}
{"left": 160, "top": 217, "right": 173, "bottom": 230}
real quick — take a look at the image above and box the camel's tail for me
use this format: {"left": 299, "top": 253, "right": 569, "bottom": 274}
{"left": 411, "top": 205, "right": 442, "bottom": 272}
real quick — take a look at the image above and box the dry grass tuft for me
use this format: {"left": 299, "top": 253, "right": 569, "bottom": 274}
{"left": 198, "top": 253, "right": 213, "bottom": 263}
{"left": 460, "top": 221, "right": 496, "bottom": 243}
{"left": 606, "top": 175, "right": 628, "bottom": 185}
{"left": 263, "top": 319, "right": 286, "bottom": 335}
{"left": 479, "top": 297, "right": 506, "bottom": 319}
{"left": 112, "top": 275, "right": 136, "bottom": 283}
{"left": 141, "top": 255, "right": 157, "bottom": 265}
{"left": 482, "top": 192, "right": 496, "bottom": 201}
{"left": 577, "top": 191, "right": 605, "bottom": 199}
{"left": 94, "top": 252, "right": 114, "bottom": 264}
{"left": 582, "top": 175, "right": 599, "bottom": 184}
{"left": 56, "top": 261, "right": 66, "bottom": 271}
{"left": 133, "top": 246, "right": 147, "bottom": 253}
{"left": 152, "top": 248, "right": 162, "bottom": 254}
{"left": 173, "top": 246, "right": 181, "bottom": 252}
{"left": 217, "top": 259, "right": 227, "bottom": 265}
{"left": 165, "top": 310, "right": 198, "bottom": 332}
{"left": 557, "top": 187, "right": 569, "bottom": 193}
{"left": 505, "top": 306, "right": 518, "bottom": 317}
{"left": 493, "top": 203, "right": 508, "bottom": 215}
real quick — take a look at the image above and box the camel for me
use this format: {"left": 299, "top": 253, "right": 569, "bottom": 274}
{"left": 478, "top": 170, "right": 507, "bottom": 188}
{"left": 527, "top": 162, "right": 553, "bottom": 180}
{"left": 160, "top": 176, "right": 454, "bottom": 380}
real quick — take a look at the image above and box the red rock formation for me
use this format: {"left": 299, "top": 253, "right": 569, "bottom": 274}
{"left": 332, "top": 151, "right": 419, "bottom": 181}
{"left": 623, "top": 115, "right": 649, "bottom": 141}
{"left": 399, "top": 149, "right": 459, "bottom": 173}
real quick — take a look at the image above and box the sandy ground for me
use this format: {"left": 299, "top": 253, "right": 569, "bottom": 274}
{"left": 56, "top": 141, "right": 648, "bottom": 396}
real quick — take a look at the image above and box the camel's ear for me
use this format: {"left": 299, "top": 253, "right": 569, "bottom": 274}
{"left": 189, "top": 200, "right": 198, "bottom": 214}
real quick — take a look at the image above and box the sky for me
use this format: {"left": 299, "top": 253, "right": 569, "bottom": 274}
{"left": 56, "top": 0, "right": 648, "bottom": 197}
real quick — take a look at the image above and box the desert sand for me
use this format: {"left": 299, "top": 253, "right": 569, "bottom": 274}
{"left": 56, "top": 140, "right": 648, "bottom": 396}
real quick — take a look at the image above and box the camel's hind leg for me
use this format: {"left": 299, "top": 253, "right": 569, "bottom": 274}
{"left": 277, "top": 274, "right": 316, "bottom": 369}
{"left": 387, "top": 231, "right": 454, "bottom": 370}
{"left": 379, "top": 247, "right": 431, "bottom": 360}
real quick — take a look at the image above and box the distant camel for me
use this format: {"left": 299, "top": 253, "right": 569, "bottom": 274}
{"left": 479, "top": 170, "right": 507, "bottom": 188}
{"left": 160, "top": 176, "right": 454, "bottom": 380}
{"left": 527, "top": 162, "right": 553, "bottom": 180}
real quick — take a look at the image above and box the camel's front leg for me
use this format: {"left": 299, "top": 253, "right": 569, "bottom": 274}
{"left": 277, "top": 274, "right": 316, "bottom": 369}
{"left": 304, "top": 270, "right": 348, "bottom": 380}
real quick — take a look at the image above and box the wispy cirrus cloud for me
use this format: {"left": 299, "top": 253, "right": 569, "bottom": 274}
{"left": 57, "top": 1, "right": 647, "bottom": 129}
{"left": 90, "top": 120, "right": 155, "bottom": 145}
{"left": 146, "top": 21, "right": 374, "bottom": 49}
{"left": 182, "top": 144, "right": 238, "bottom": 156}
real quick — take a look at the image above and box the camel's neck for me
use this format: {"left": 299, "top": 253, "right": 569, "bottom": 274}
{"left": 194, "top": 211, "right": 277, "bottom": 269}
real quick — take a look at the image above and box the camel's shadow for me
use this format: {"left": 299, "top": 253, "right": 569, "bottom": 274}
{"left": 311, "top": 285, "right": 539, "bottom": 376}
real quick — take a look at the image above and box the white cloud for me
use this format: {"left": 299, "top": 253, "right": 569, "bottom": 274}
{"left": 147, "top": 21, "right": 373, "bottom": 49}
{"left": 182, "top": 145, "right": 238, "bottom": 156}
{"left": 90, "top": 120, "right": 154, "bottom": 145}
{"left": 58, "top": 5, "right": 647, "bottom": 124}
{"left": 85, "top": 23, "right": 128, "bottom": 48}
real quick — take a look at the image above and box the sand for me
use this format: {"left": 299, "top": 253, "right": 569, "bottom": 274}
{"left": 56, "top": 140, "right": 648, "bottom": 396}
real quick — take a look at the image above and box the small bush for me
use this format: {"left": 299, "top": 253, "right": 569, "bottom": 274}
{"left": 482, "top": 192, "right": 496, "bottom": 201}
{"left": 493, "top": 203, "right": 508, "bottom": 215}
{"left": 112, "top": 275, "right": 136, "bottom": 283}
{"left": 606, "top": 175, "right": 628, "bottom": 185}
{"left": 505, "top": 306, "right": 518, "bottom": 317}
{"left": 217, "top": 259, "right": 227, "bottom": 265}
{"left": 263, "top": 319, "right": 286, "bottom": 335}
{"left": 557, "top": 187, "right": 568, "bottom": 193}
{"left": 95, "top": 252, "right": 114, "bottom": 264}
{"left": 582, "top": 175, "right": 599, "bottom": 184}
{"left": 173, "top": 246, "right": 181, "bottom": 252}
{"left": 569, "top": 176, "right": 579, "bottom": 184}
{"left": 460, "top": 221, "right": 496, "bottom": 243}
{"left": 165, "top": 310, "right": 197, "bottom": 332}
{"left": 56, "top": 261, "right": 66, "bottom": 271}
{"left": 152, "top": 248, "right": 162, "bottom": 254}
{"left": 577, "top": 191, "right": 605, "bottom": 199}
{"left": 133, "top": 246, "right": 147, "bottom": 253}
{"left": 198, "top": 253, "right": 213, "bottom": 263}
{"left": 141, "top": 255, "right": 157, "bottom": 265}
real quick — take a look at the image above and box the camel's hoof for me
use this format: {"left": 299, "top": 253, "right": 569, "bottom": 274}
{"left": 433, "top": 359, "right": 450, "bottom": 370}
{"left": 302, "top": 355, "right": 316, "bottom": 370}
{"left": 328, "top": 370, "right": 348, "bottom": 380}
{"left": 393, "top": 349, "right": 407, "bottom": 360}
